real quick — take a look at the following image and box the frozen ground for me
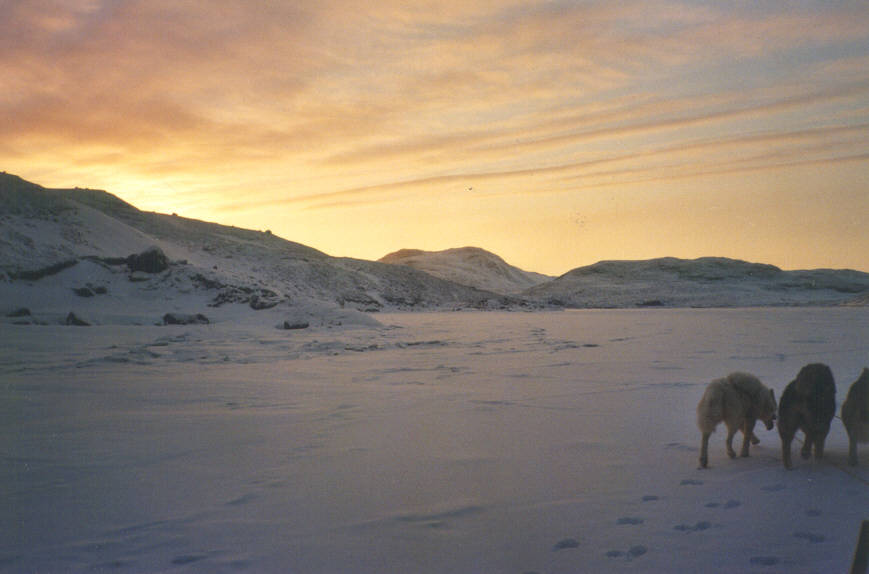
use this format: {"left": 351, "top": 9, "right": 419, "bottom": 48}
{"left": 2, "top": 308, "right": 869, "bottom": 573}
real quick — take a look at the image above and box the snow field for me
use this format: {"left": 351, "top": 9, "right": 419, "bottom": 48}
{"left": 2, "top": 308, "right": 869, "bottom": 572}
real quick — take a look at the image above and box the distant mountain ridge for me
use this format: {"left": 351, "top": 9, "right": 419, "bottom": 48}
{"left": 379, "top": 246, "right": 552, "bottom": 294}
{"left": 524, "top": 256, "right": 869, "bottom": 308}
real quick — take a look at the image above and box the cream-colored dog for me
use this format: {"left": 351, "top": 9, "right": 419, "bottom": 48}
{"left": 697, "top": 372, "right": 777, "bottom": 469}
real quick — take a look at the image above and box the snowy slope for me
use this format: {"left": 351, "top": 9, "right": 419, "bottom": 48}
{"left": 0, "top": 173, "right": 519, "bottom": 325}
{"left": 379, "top": 247, "right": 552, "bottom": 295}
{"left": 524, "top": 257, "right": 869, "bottom": 308}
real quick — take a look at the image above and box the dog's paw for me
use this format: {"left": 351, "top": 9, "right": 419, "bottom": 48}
{"left": 794, "top": 531, "right": 825, "bottom": 543}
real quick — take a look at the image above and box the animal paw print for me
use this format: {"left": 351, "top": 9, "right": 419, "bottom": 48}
{"left": 704, "top": 499, "right": 740, "bottom": 509}
{"left": 616, "top": 516, "right": 644, "bottom": 525}
{"left": 674, "top": 521, "right": 711, "bottom": 533}
{"left": 606, "top": 545, "right": 648, "bottom": 561}
{"left": 749, "top": 556, "right": 779, "bottom": 567}
{"left": 793, "top": 531, "right": 825, "bottom": 543}
{"left": 552, "top": 538, "right": 579, "bottom": 551}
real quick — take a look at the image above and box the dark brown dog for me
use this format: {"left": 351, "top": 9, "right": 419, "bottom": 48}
{"left": 778, "top": 363, "right": 836, "bottom": 469}
{"left": 842, "top": 368, "right": 869, "bottom": 466}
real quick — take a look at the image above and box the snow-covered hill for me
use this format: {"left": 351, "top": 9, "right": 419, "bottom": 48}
{"left": 0, "top": 173, "right": 521, "bottom": 326}
{"left": 3, "top": 172, "right": 867, "bottom": 321}
{"left": 379, "top": 247, "right": 552, "bottom": 295}
{"left": 524, "top": 257, "right": 869, "bottom": 308}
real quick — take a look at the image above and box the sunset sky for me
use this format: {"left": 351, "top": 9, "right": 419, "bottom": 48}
{"left": 3, "top": 1, "right": 868, "bottom": 275}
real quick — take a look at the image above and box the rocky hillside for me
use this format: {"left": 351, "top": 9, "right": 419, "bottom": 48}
{"left": 0, "top": 173, "right": 524, "bottom": 326}
{"left": 379, "top": 247, "right": 551, "bottom": 295}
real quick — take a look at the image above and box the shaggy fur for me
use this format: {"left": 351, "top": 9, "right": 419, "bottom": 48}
{"left": 697, "top": 372, "right": 777, "bottom": 469}
{"left": 778, "top": 363, "right": 836, "bottom": 470}
{"left": 842, "top": 368, "right": 869, "bottom": 466}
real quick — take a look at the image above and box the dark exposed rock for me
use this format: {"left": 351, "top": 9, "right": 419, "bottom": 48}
{"left": 126, "top": 246, "right": 169, "bottom": 273}
{"left": 12, "top": 259, "right": 78, "bottom": 281}
{"left": 280, "top": 320, "right": 310, "bottom": 330}
{"left": 73, "top": 287, "right": 95, "bottom": 297}
{"left": 249, "top": 291, "right": 281, "bottom": 310}
{"left": 163, "top": 312, "right": 209, "bottom": 325}
{"left": 6, "top": 307, "right": 31, "bottom": 317}
{"left": 65, "top": 312, "right": 90, "bottom": 326}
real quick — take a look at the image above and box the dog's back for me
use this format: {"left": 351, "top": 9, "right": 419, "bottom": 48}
{"left": 793, "top": 363, "right": 837, "bottom": 411}
{"left": 778, "top": 363, "right": 836, "bottom": 469}
{"left": 780, "top": 363, "right": 836, "bottom": 425}
{"left": 842, "top": 368, "right": 869, "bottom": 465}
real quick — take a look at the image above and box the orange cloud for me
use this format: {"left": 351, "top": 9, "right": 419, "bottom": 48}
{"left": 2, "top": 1, "right": 869, "bottom": 272}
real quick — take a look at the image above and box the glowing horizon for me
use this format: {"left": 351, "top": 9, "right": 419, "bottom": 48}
{"left": 3, "top": 1, "right": 868, "bottom": 275}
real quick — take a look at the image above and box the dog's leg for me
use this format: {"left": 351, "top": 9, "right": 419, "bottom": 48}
{"left": 814, "top": 434, "right": 826, "bottom": 460}
{"left": 726, "top": 427, "right": 737, "bottom": 459}
{"left": 750, "top": 431, "right": 760, "bottom": 445}
{"left": 699, "top": 432, "right": 711, "bottom": 469}
{"left": 780, "top": 431, "right": 794, "bottom": 470}
{"left": 740, "top": 419, "right": 756, "bottom": 457}
{"left": 801, "top": 433, "right": 812, "bottom": 460}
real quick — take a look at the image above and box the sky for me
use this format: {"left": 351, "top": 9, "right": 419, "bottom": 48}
{"left": 2, "top": 1, "right": 869, "bottom": 276}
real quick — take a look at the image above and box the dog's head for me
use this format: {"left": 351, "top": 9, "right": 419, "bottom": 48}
{"left": 761, "top": 388, "right": 777, "bottom": 430}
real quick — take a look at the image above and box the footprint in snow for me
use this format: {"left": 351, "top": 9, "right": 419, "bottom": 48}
{"left": 793, "top": 531, "right": 825, "bottom": 543}
{"left": 705, "top": 499, "right": 741, "bottom": 509}
{"left": 171, "top": 554, "right": 207, "bottom": 565}
{"left": 680, "top": 479, "right": 704, "bottom": 486}
{"left": 805, "top": 508, "right": 822, "bottom": 517}
{"left": 606, "top": 545, "right": 648, "bottom": 561}
{"left": 552, "top": 538, "right": 579, "bottom": 551}
{"left": 226, "top": 493, "right": 257, "bottom": 506}
{"left": 641, "top": 495, "right": 659, "bottom": 502}
{"left": 749, "top": 556, "right": 779, "bottom": 567}
{"left": 674, "top": 521, "right": 711, "bottom": 533}
{"left": 616, "top": 517, "right": 644, "bottom": 525}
